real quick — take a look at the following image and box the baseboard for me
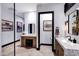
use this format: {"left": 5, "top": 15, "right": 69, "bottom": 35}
{"left": 2, "top": 39, "right": 20, "bottom": 47}
{"left": 53, "top": 49, "right": 56, "bottom": 52}
{"left": 40, "top": 43, "right": 52, "bottom": 46}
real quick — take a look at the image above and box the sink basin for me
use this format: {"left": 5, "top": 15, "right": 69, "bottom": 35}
{"left": 62, "top": 39, "right": 67, "bottom": 43}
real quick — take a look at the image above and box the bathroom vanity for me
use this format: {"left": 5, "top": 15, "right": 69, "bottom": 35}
{"left": 55, "top": 37, "right": 79, "bottom": 56}
{"left": 21, "top": 34, "right": 37, "bottom": 48}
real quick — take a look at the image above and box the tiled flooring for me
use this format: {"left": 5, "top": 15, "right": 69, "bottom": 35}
{"left": 2, "top": 41, "right": 54, "bottom": 56}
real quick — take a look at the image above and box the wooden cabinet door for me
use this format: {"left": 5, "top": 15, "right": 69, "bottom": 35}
{"left": 55, "top": 40, "right": 59, "bottom": 56}
{"left": 59, "top": 45, "right": 64, "bottom": 56}
{"left": 55, "top": 39, "right": 64, "bottom": 56}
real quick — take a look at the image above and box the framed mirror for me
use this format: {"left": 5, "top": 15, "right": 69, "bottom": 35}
{"left": 28, "top": 24, "right": 35, "bottom": 34}
{"left": 68, "top": 10, "right": 79, "bottom": 35}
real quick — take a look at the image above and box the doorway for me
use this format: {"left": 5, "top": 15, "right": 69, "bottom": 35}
{"left": 38, "top": 11, "right": 54, "bottom": 51}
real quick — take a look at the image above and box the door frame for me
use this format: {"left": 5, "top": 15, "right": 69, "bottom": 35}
{"left": 14, "top": 3, "right": 16, "bottom": 56}
{"left": 38, "top": 11, "right": 54, "bottom": 51}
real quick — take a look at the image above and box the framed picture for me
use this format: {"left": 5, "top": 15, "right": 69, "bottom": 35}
{"left": 17, "top": 22, "right": 22, "bottom": 32}
{"left": 2, "top": 20, "right": 13, "bottom": 31}
{"left": 43, "top": 20, "right": 52, "bottom": 31}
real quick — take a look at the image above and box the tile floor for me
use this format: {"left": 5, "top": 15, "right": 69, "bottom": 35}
{"left": 2, "top": 41, "right": 54, "bottom": 56}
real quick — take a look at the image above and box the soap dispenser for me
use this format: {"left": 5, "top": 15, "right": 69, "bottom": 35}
{"left": 73, "top": 38, "right": 76, "bottom": 43}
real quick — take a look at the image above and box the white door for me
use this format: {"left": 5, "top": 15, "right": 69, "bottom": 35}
{"left": 40, "top": 13, "right": 52, "bottom": 44}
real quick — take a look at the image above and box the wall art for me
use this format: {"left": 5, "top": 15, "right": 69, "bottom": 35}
{"left": 2, "top": 19, "right": 13, "bottom": 31}
{"left": 43, "top": 20, "right": 52, "bottom": 31}
{"left": 17, "top": 22, "right": 22, "bottom": 32}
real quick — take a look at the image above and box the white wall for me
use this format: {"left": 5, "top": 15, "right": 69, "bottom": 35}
{"left": 1, "top": 3, "right": 14, "bottom": 45}
{"left": 40, "top": 13, "right": 52, "bottom": 44}
{"left": 1, "top": 3, "right": 24, "bottom": 45}
{"left": 0, "top": 4, "right": 1, "bottom": 56}
{"left": 37, "top": 3, "right": 66, "bottom": 46}
{"left": 24, "top": 12, "right": 36, "bottom": 34}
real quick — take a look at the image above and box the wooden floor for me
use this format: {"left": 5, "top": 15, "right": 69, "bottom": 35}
{"left": 2, "top": 41, "right": 54, "bottom": 56}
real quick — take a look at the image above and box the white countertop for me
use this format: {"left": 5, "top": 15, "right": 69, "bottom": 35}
{"left": 21, "top": 34, "right": 36, "bottom": 37}
{"left": 56, "top": 37, "right": 79, "bottom": 50}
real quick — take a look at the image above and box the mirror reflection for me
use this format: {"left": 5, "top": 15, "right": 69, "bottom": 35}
{"left": 28, "top": 24, "right": 35, "bottom": 34}
{"left": 68, "top": 10, "right": 79, "bottom": 35}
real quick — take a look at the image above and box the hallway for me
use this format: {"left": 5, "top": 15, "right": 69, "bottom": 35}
{"left": 2, "top": 41, "right": 54, "bottom": 56}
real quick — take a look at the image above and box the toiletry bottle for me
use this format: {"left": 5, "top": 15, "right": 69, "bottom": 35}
{"left": 73, "top": 38, "right": 76, "bottom": 43}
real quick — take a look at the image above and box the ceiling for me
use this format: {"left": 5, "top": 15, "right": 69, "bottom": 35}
{"left": 4, "top": 3, "right": 64, "bottom": 13}
{"left": 15, "top": 3, "right": 37, "bottom": 13}
{"left": 2, "top": 3, "right": 38, "bottom": 13}
{"left": 2, "top": 3, "right": 65, "bottom": 12}
{"left": 2, "top": 3, "right": 65, "bottom": 18}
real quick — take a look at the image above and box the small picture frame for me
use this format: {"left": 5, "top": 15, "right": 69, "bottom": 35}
{"left": 43, "top": 20, "right": 52, "bottom": 31}
{"left": 17, "top": 22, "right": 22, "bottom": 32}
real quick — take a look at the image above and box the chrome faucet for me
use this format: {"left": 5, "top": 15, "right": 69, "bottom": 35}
{"left": 66, "top": 36, "right": 71, "bottom": 38}
{"left": 65, "top": 36, "right": 72, "bottom": 41}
